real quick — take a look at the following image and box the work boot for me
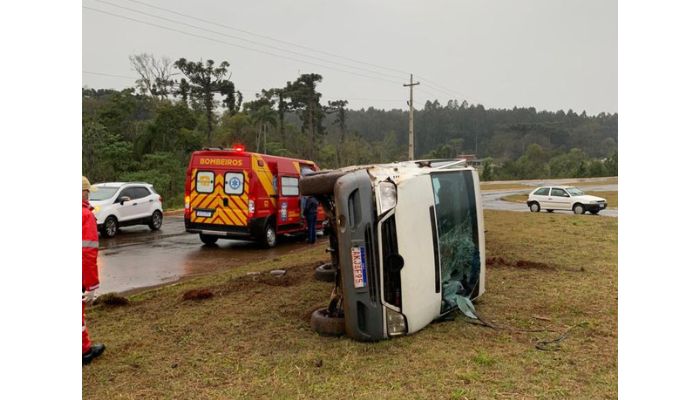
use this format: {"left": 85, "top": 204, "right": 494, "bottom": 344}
{"left": 82, "top": 343, "right": 106, "bottom": 365}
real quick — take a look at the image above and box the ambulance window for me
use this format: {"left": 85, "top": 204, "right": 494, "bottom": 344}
{"left": 196, "top": 171, "right": 215, "bottom": 193}
{"left": 224, "top": 172, "right": 244, "bottom": 195}
{"left": 281, "top": 177, "right": 299, "bottom": 196}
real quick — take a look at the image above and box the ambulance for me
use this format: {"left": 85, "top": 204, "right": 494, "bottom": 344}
{"left": 184, "top": 144, "right": 325, "bottom": 247}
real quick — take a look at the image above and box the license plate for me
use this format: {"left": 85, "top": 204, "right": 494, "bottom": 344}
{"left": 196, "top": 210, "right": 213, "bottom": 218}
{"left": 351, "top": 246, "right": 367, "bottom": 289}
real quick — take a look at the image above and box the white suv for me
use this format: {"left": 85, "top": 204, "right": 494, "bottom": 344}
{"left": 89, "top": 182, "right": 164, "bottom": 237}
{"left": 527, "top": 186, "right": 607, "bottom": 215}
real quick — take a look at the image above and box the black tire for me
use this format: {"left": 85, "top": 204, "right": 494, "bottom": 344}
{"left": 148, "top": 210, "right": 163, "bottom": 230}
{"left": 529, "top": 202, "right": 540, "bottom": 212}
{"left": 199, "top": 233, "right": 219, "bottom": 245}
{"left": 101, "top": 216, "right": 118, "bottom": 238}
{"left": 310, "top": 308, "right": 345, "bottom": 336}
{"left": 314, "top": 263, "right": 335, "bottom": 282}
{"left": 590, "top": 209, "right": 600, "bottom": 215}
{"left": 260, "top": 223, "right": 277, "bottom": 248}
{"left": 300, "top": 170, "right": 347, "bottom": 196}
{"left": 546, "top": 209, "right": 554, "bottom": 213}
{"left": 573, "top": 204, "right": 585, "bottom": 215}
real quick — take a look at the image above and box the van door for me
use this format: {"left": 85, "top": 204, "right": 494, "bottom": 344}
{"left": 277, "top": 176, "right": 301, "bottom": 229}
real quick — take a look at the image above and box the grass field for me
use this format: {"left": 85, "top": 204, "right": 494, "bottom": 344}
{"left": 83, "top": 210, "right": 618, "bottom": 399}
{"left": 502, "top": 191, "right": 618, "bottom": 209}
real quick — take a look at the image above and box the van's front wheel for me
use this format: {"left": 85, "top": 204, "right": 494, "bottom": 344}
{"left": 310, "top": 308, "right": 345, "bottom": 336}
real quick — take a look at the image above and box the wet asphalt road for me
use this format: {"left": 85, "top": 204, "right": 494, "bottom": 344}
{"left": 97, "top": 179, "right": 617, "bottom": 295}
{"left": 96, "top": 217, "right": 324, "bottom": 295}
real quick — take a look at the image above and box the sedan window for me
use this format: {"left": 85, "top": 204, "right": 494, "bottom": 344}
{"left": 534, "top": 187, "right": 549, "bottom": 196}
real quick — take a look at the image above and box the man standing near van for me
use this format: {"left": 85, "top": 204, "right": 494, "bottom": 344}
{"left": 82, "top": 176, "right": 105, "bottom": 365}
{"left": 303, "top": 195, "right": 319, "bottom": 244}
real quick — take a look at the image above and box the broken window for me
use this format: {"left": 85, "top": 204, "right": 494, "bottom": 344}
{"left": 431, "top": 171, "right": 480, "bottom": 316}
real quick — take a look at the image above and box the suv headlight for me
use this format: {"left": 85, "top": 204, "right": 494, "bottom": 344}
{"left": 377, "top": 181, "right": 397, "bottom": 214}
{"left": 92, "top": 205, "right": 101, "bottom": 214}
{"left": 386, "top": 308, "right": 407, "bottom": 337}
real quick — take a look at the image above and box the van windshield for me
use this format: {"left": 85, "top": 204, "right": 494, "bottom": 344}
{"left": 90, "top": 187, "right": 118, "bottom": 201}
{"left": 431, "top": 171, "right": 480, "bottom": 313}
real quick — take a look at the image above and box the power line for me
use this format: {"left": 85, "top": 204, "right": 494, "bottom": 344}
{"left": 83, "top": 6, "right": 405, "bottom": 87}
{"left": 121, "top": 0, "right": 412, "bottom": 78}
{"left": 83, "top": 70, "right": 137, "bottom": 80}
{"left": 91, "top": 0, "right": 408, "bottom": 83}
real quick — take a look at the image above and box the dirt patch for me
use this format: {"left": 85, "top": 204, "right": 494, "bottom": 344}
{"left": 93, "top": 293, "right": 130, "bottom": 307}
{"left": 486, "top": 257, "right": 555, "bottom": 270}
{"left": 182, "top": 288, "right": 214, "bottom": 301}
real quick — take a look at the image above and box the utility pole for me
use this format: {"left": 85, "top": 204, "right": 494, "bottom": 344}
{"left": 403, "top": 74, "right": 420, "bottom": 160}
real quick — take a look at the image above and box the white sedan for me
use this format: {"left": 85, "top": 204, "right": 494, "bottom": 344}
{"left": 527, "top": 186, "right": 607, "bottom": 215}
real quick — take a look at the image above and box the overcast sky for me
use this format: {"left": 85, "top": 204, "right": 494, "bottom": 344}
{"left": 82, "top": 0, "right": 617, "bottom": 113}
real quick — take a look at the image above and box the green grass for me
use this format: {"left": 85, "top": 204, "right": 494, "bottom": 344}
{"left": 502, "top": 191, "right": 618, "bottom": 209}
{"left": 83, "top": 210, "right": 617, "bottom": 399}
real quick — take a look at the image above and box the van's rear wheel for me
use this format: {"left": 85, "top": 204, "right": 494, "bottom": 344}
{"left": 310, "top": 308, "right": 345, "bottom": 336}
{"left": 314, "top": 263, "right": 335, "bottom": 282}
{"left": 199, "top": 233, "right": 218, "bottom": 245}
{"left": 261, "top": 223, "right": 277, "bottom": 248}
{"left": 300, "top": 170, "right": 347, "bottom": 195}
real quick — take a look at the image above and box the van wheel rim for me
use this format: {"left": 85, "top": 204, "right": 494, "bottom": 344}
{"left": 266, "top": 228, "right": 275, "bottom": 245}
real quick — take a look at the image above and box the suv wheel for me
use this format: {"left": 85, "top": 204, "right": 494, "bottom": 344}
{"left": 199, "top": 233, "right": 218, "bottom": 245}
{"left": 101, "top": 216, "right": 118, "bottom": 238}
{"left": 148, "top": 210, "right": 163, "bottom": 230}
{"left": 529, "top": 202, "right": 540, "bottom": 212}
{"left": 573, "top": 204, "right": 585, "bottom": 215}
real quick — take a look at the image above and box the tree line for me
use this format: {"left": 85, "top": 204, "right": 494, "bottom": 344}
{"left": 83, "top": 54, "right": 617, "bottom": 208}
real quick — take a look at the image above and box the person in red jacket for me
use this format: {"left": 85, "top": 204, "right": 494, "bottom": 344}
{"left": 82, "top": 176, "right": 105, "bottom": 365}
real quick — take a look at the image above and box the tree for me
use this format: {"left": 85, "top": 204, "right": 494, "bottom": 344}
{"left": 129, "top": 53, "right": 176, "bottom": 100}
{"left": 286, "top": 74, "right": 325, "bottom": 159}
{"left": 250, "top": 105, "right": 277, "bottom": 153}
{"left": 173, "top": 58, "right": 242, "bottom": 144}
{"left": 327, "top": 99, "right": 349, "bottom": 165}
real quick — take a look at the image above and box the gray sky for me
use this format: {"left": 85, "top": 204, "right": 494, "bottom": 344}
{"left": 82, "top": 0, "right": 617, "bottom": 113}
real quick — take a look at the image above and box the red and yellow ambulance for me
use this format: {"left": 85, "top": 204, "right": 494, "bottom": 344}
{"left": 184, "top": 144, "right": 325, "bottom": 247}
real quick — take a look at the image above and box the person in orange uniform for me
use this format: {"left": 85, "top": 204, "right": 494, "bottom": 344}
{"left": 82, "top": 176, "right": 105, "bottom": 365}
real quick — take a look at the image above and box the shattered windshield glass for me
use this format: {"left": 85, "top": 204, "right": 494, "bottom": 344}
{"left": 431, "top": 171, "right": 480, "bottom": 314}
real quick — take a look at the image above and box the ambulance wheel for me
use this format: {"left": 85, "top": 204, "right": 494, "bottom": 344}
{"left": 300, "top": 170, "right": 346, "bottom": 195}
{"left": 261, "top": 223, "right": 277, "bottom": 248}
{"left": 148, "top": 210, "right": 163, "bottom": 231}
{"left": 314, "top": 263, "right": 335, "bottom": 282}
{"left": 101, "top": 216, "right": 118, "bottom": 238}
{"left": 310, "top": 308, "right": 345, "bottom": 336}
{"left": 199, "top": 233, "right": 218, "bottom": 245}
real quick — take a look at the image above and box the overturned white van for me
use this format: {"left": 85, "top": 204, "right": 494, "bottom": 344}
{"left": 301, "top": 159, "right": 485, "bottom": 341}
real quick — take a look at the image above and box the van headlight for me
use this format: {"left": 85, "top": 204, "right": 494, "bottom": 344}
{"left": 386, "top": 308, "right": 407, "bottom": 336}
{"left": 377, "top": 181, "right": 397, "bottom": 214}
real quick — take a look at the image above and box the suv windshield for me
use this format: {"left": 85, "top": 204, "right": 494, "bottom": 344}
{"left": 567, "top": 187, "right": 585, "bottom": 196}
{"left": 431, "top": 171, "right": 480, "bottom": 313}
{"left": 90, "top": 187, "right": 118, "bottom": 201}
